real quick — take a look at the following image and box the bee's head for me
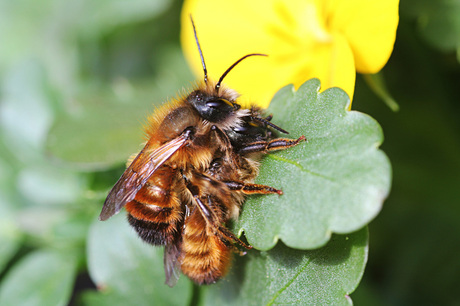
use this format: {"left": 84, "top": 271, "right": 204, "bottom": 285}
{"left": 188, "top": 89, "right": 240, "bottom": 123}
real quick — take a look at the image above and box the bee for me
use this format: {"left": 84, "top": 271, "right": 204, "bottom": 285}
{"left": 99, "top": 17, "right": 306, "bottom": 286}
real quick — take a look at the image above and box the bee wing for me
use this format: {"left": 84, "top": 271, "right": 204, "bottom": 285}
{"left": 99, "top": 133, "right": 190, "bottom": 221}
{"left": 164, "top": 243, "right": 182, "bottom": 287}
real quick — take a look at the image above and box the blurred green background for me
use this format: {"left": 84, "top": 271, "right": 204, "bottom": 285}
{"left": 0, "top": 0, "right": 459, "bottom": 305}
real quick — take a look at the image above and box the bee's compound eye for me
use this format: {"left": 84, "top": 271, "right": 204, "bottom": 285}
{"left": 206, "top": 99, "right": 233, "bottom": 109}
{"left": 188, "top": 91, "right": 235, "bottom": 123}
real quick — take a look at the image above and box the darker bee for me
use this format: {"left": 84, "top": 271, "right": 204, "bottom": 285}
{"left": 99, "top": 17, "right": 305, "bottom": 286}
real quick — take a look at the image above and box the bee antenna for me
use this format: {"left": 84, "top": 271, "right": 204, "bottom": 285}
{"left": 190, "top": 15, "right": 208, "bottom": 84}
{"left": 216, "top": 53, "right": 268, "bottom": 91}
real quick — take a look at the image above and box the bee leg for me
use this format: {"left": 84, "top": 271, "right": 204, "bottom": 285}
{"left": 192, "top": 195, "right": 217, "bottom": 223}
{"left": 187, "top": 171, "right": 231, "bottom": 205}
{"left": 188, "top": 187, "right": 252, "bottom": 252}
{"left": 192, "top": 195, "right": 248, "bottom": 249}
{"left": 224, "top": 181, "right": 283, "bottom": 195}
{"left": 186, "top": 184, "right": 223, "bottom": 231}
{"left": 238, "top": 135, "right": 306, "bottom": 154}
{"left": 217, "top": 225, "right": 253, "bottom": 250}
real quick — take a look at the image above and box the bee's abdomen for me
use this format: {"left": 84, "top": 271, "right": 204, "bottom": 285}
{"left": 127, "top": 210, "right": 180, "bottom": 245}
{"left": 125, "top": 167, "right": 184, "bottom": 245}
{"left": 180, "top": 212, "right": 232, "bottom": 284}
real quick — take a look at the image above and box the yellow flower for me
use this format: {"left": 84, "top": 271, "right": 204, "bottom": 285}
{"left": 181, "top": 0, "right": 399, "bottom": 108}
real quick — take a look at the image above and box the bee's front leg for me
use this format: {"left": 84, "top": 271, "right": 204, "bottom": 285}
{"left": 224, "top": 181, "right": 283, "bottom": 195}
{"left": 238, "top": 135, "right": 306, "bottom": 154}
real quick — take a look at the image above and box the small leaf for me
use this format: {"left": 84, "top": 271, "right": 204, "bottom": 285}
{"left": 238, "top": 79, "right": 391, "bottom": 250}
{"left": 86, "top": 213, "right": 192, "bottom": 305}
{"left": 201, "top": 228, "right": 368, "bottom": 305}
{"left": 0, "top": 250, "right": 77, "bottom": 306}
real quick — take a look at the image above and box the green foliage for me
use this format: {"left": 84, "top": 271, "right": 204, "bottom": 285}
{"left": 76, "top": 81, "right": 378, "bottom": 305}
{"left": 0, "top": 250, "right": 78, "bottom": 306}
{"left": 1, "top": 0, "right": 459, "bottom": 305}
{"left": 46, "top": 49, "right": 193, "bottom": 170}
{"left": 238, "top": 80, "right": 390, "bottom": 250}
{"left": 200, "top": 228, "right": 368, "bottom": 306}
{"left": 352, "top": 12, "right": 460, "bottom": 304}
{"left": 362, "top": 73, "right": 399, "bottom": 112}
{"left": 83, "top": 213, "right": 192, "bottom": 305}
{"left": 81, "top": 210, "right": 367, "bottom": 306}
{"left": 402, "top": 0, "right": 460, "bottom": 54}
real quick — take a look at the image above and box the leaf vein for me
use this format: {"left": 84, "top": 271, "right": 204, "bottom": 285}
{"left": 267, "top": 155, "right": 336, "bottom": 181}
{"left": 266, "top": 257, "right": 312, "bottom": 305}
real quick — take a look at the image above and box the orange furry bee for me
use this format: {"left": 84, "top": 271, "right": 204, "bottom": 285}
{"left": 99, "top": 17, "right": 305, "bottom": 286}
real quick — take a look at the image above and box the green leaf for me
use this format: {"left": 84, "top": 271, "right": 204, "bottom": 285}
{"left": 17, "top": 165, "right": 86, "bottom": 206}
{"left": 86, "top": 213, "right": 192, "bottom": 305}
{"left": 238, "top": 79, "right": 391, "bottom": 250}
{"left": 74, "top": 0, "right": 172, "bottom": 37}
{"left": 46, "top": 47, "right": 194, "bottom": 170}
{"left": 402, "top": 0, "right": 460, "bottom": 52}
{"left": 0, "top": 0, "right": 172, "bottom": 70}
{"left": 79, "top": 290, "right": 140, "bottom": 306}
{"left": 201, "top": 228, "right": 368, "bottom": 306}
{"left": 45, "top": 87, "right": 151, "bottom": 170}
{"left": 0, "top": 250, "right": 77, "bottom": 306}
{"left": 418, "top": 3, "right": 460, "bottom": 52}
{"left": 0, "top": 60, "right": 53, "bottom": 161}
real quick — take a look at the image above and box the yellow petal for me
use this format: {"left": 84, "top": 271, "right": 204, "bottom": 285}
{"left": 181, "top": 0, "right": 278, "bottom": 107}
{"left": 299, "top": 31, "right": 356, "bottom": 100}
{"left": 326, "top": 0, "right": 399, "bottom": 74}
{"left": 181, "top": 0, "right": 369, "bottom": 106}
